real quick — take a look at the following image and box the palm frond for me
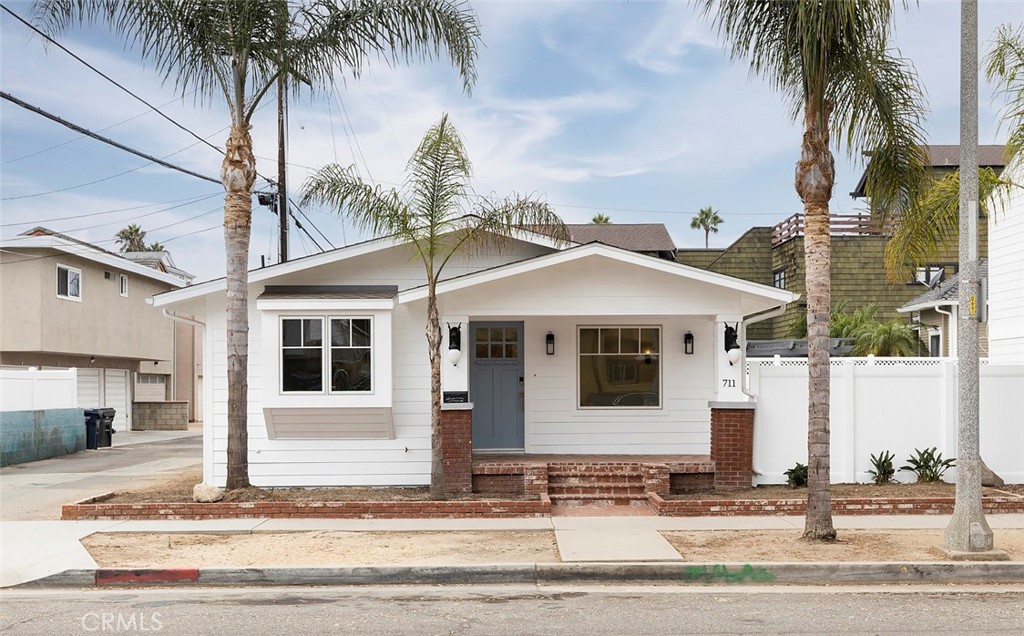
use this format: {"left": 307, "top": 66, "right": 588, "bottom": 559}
{"left": 985, "top": 23, "right": 1024, "bottom": 172}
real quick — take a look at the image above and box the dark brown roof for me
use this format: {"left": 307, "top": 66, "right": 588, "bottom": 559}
{"left": 851, "top": 144, "right": 1007, "bottom": 198}
{"left": 258, "top": 285, "right": 398, "bottom": 300}
{"left": 563, "top": 224, "right": 676, "bottom": 252}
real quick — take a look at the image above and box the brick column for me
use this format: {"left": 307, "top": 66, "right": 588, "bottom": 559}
{"left": 524, "top": 464, "right": 549, "bottom": 498}
{"left": 710, "top": 401, "right": 756, "bottom": 489}
{"left": 641, "top": 463, "right": 670, "bottom": 495}
{"left": 440, "top": 404, "right": 473, "bottom": 495}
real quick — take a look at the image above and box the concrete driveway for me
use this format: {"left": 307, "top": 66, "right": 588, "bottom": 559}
{"left": 0, "top": 428, "right": 201, "bottom": 521}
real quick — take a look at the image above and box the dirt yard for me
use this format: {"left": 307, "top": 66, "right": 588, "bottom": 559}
{"left": 99, "top": 468, "right": 1024, "bottom": 504}
{"left": 662, "top": 529, "right": 1024, "bottom": 562}
{"left": 83, "top": 528, "right": 1024, "bottom": 567}
{"left": 83, "top": 531, "right": 560, "bottom": 568}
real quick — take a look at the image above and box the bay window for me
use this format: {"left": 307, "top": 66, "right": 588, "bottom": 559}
{"left": 579, "top": 326, "right": 661, "bottom": 408}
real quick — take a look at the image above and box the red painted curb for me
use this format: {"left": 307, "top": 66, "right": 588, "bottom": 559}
{"left": 96, "top": 569, "right": 199, "bottom": 586}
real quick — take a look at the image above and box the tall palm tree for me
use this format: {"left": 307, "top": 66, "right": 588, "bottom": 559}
{"left": 698, "top": 0, "right": 928, "bottom": 540}
{"left": 883, "top": 22, "right": 1024, "bottom": 281}
{"left": 147, "top": 241, "right": 166, "bottom": 252}
{"left": 114, "top": 224, "right": 147, "bottom": 252}
{"left": 591, "top": 213, "right": 611, "bottom": 224}
{"left": 35, "top": 0, "right": 480, "bottom": 489}
{"left": 302, "top": 114, "right": 567, "bottom": 498}
{"left": 689, "top": 206, "right": 723, "bottom": 248}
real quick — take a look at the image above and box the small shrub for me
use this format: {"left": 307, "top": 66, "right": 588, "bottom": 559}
{"left": 900, "top": 447, "right": 956, "bottom": 483}
{"left": 867, "top": 450, "right": 896, "bottom": 485}
{"left": 783, "top": 462, "right": 808, "bottom": 488}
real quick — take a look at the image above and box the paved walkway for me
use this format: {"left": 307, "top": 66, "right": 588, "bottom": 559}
{"left": 4, "top": 514, "right": 1023, "bottom": 588}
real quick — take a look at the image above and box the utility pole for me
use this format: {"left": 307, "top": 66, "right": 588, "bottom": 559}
{"left": 277, "top": 71, "right": 289, "bottom": 264}
{"left": 944, "top": 0, "right": 999, "bottom": 558}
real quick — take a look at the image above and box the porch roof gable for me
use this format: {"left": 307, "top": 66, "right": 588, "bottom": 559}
{"left": 398, "top": 242, "right": 798, "bottom": 308}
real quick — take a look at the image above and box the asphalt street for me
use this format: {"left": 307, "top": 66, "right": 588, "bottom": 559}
{"left": 2, "top": 585, "right": 1024, "bottom": 635}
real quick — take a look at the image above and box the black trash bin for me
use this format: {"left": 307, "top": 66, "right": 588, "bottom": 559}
{"left": 84, "top": 409, "right": 100, "bottom": 450}
{"left": 96, "top": 407, "right": 116, "bottom": 447}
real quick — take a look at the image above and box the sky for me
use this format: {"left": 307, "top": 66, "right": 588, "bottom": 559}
{"left": 3, "top": 0, "right": 1024, "bottom": 282}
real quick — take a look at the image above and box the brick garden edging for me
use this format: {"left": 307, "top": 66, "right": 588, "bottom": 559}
{"left": 62, "top": 493, "right": 552, "bottom": 520}
{"left": 62, "top": 492, "right": 1024, "bottom": 521}
{"left": 648, "top": 493, "right": 1024, "bottom": 517}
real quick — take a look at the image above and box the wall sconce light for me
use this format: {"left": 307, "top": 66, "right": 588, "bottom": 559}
{"left": 545, "top": 332, "right": 555, "bottom": 355}
{"left": 684, "top": 331, "right": 694, "bottom": 355}
{"left": 724, "top": 323, "right": 742, "bottom": 366}
{"left": 447, "top": 323, "right": 462, "bottom": 366}
{"left": 89, "top": 355, "right": 96, "bottom": 366}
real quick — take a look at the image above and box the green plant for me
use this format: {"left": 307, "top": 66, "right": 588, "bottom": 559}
{"left": 783, "top": 462, "right": 808, "bottom": 488}
{"left": 867, "top": 450, "right": 896, "bottom": 485}
{"left": 900, "top": 447, "right": 956, "bottom": 483}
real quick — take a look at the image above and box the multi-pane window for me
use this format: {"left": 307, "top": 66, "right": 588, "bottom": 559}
{"left": 330, "top": 318, "right": 372, "bottom": 392}
{"left": 281, "top": 317, "right": 372, "bottom": 393}
{"left": 915, "top": 265, "right": 944, "bottom": 286}
{"left": 578, "top": 326, "right": 660, "bottom": 408}
{"left": 773, "top": 268, "right": 787, "bottom": 289}
{"left": 474, "top": 327, "right": 519, "bottom": 360}
{"left": 57, "top": 265, "right": 81, "bottom": 300}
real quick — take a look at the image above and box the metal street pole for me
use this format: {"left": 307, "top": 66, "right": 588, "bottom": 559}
{"left": 944, "top": 0, "right": 995, "bottom": 555}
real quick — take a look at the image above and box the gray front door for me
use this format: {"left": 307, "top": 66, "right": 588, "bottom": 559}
{"left": 470, "top": 322, "right": 524, "bottom": 450}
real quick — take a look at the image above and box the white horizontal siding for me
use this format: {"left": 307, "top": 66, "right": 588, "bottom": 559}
{"left": 989, "top": 192, "right": 1024, "bottom": 363}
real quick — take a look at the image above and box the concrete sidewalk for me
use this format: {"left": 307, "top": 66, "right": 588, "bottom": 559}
{"left": 4, "top": 514, "right": 1024, "bottom": 588}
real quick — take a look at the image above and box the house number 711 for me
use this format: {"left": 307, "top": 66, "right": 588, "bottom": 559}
{"left": 722, "top": 379, "right": 736, "bottom": 388}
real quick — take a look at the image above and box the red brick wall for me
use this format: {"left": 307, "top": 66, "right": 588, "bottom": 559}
{"left": 711, "top": 406, "right": 755, "bottom": 489}
{"left": 670, "top": 473, "right": 715, "bottom": 492}
{"left": 473, "top": 474, "right": 524, "bottom": 495}
{"left": 641, "top": 463, "right": 670, "bottom": 495}
{"left": 440, "top": 407, "right": 473, "bottom": 495}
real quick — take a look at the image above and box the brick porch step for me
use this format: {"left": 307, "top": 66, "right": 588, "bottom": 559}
{"left": 549, "top": 492, "right": 650, "bottom": 507}
{"left": 547, "top": 482, "right": 646, "bottom": 496}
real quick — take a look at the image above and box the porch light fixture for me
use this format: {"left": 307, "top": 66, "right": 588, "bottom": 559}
{"left": 684, "top": 331, "right": 694, "bottom": 355}
{"left": 447, "top": 323, "right": 462, "bottom": 366}
{"left": 724, "top": 323, "right": 741, "bottom": 366}
{"left": 546, "top": 332, "right": 555, "bottom": 355}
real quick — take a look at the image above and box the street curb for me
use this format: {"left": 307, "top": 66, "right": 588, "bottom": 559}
{"left": 16, "top": 561, "right": 1024, "bottom": 588}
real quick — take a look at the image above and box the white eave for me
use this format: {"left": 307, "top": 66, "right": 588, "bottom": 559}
{"left": 398, "top": 242, "right": 799, "bottom": 307}
{"left": 1, "top": 235, "right": 186, "bottom": 287}
{"left": 152, "top": 227, "right": 570, "bottom": 308}
{"left": 898, "top": 299, "right": 958, "bottom": 313}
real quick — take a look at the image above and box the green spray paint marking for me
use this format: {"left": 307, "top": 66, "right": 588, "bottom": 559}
{"left": 684, "top": 564, "right": 776, "bottom": 584}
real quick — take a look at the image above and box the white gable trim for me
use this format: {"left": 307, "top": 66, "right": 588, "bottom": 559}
{"left": 398, "top": 242, "right": 798, "bottom": 305}
{"left": 2, "top": 236, "right": 185, "bottom": 287}
{"left": 152, "top": 227, "right": 567, "bottom": 308}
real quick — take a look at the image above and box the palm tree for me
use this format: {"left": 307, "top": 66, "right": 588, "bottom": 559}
{"left": 591, "top": 213, "right": 611, "bottom": 224}
{"left": 302, "top": 114, "right": 567, "bottom": 498}
{"left": 852, "top": 319, "right": 918, "bottom": 356}
{"left": 883, "top": 22, "right": 1024, "bottom": 281}
{"left": 698, "top": 0, "right": 928, "bottom": 540}
{"left": 147, "top": 241, "right": 166, "bottom": 252}
{"left": 114, "top": 224, "right": 147, "bottom": 252}
{"left": 36, "top": 0, "right": 480, "bottom": 489}
{"left": 689, "top": 206, "right": 723, "bottom": 248}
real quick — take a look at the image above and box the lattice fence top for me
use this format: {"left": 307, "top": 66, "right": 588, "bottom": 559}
{"left": 748, "top": 357, "right": 989, "bottom": 369}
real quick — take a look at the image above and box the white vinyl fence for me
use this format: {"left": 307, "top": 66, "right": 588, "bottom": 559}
{"left": 0, "top": 368, "right": 78, "bottom": 412}
{"left": 748, "top": 358, "right": 1024, "bottom": 485}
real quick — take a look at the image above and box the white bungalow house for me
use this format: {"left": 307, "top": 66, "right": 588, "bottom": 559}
{"left": 152, "top": 228, "right": 797, "bottom": 498}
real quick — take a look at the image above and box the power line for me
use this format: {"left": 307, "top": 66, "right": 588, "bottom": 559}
{"left": 0, "top": 192, "right": 222, "bottom": 228}
{"left": 0, "top": 3, "right": 223, "bottom": 157}
{"left": 1, "top": 91, "right": 222, "bottom": 188}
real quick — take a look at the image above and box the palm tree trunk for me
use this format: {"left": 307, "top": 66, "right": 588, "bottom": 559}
{"left": 704, "top": 228, "right": 710, "bottom": 249}
{"left": 427, "top": 284, "right": 445, "bottom": 499}
{"left": 796, "top": 100, "right": 837, "bottom": 541}
{"left": 223, "top": 124, "right": 256, "bottom": 490}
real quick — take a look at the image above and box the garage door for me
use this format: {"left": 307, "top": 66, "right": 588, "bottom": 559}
{"left": 76, "top": 368, "right": 102, "bottom": 409}
{"left": 103, "top": 369, "right": 130, "bottom": 431}
{"left": 135, "top": 374, "right": 167, "bottom": 402}
{"left": 74, "top": 368, "right": 133, "bottom": 431}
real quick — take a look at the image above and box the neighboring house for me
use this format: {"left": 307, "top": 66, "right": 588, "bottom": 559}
{"left": 0, "top": 228, "right": 198, "bottom": 430}
{"left": 561, "top": 223, "right": 677, "bottom": 260}
{"left": 897, "top": 261, "right": 989, "bottom": 357}
{"left": 677, "top": 144, "right": 1004, "bottom": 348}
{"left": 153, "top": 228, "right": 796, "bottom": 489}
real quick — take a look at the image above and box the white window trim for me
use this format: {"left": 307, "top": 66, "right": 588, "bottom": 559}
{"left": 56, "top": 264, "right": 82, "bottom": 302}
{"left": 278, "top": 315, "right": 374, "bottom": 395}
{"left": 576, "top": 325, "right": 663, "bottom": 411}
{"left": 262, "top": 306, "right": 392, "bottom": 411}
{"left": 119, "top": 274, "right": 129, "bottom": 297}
